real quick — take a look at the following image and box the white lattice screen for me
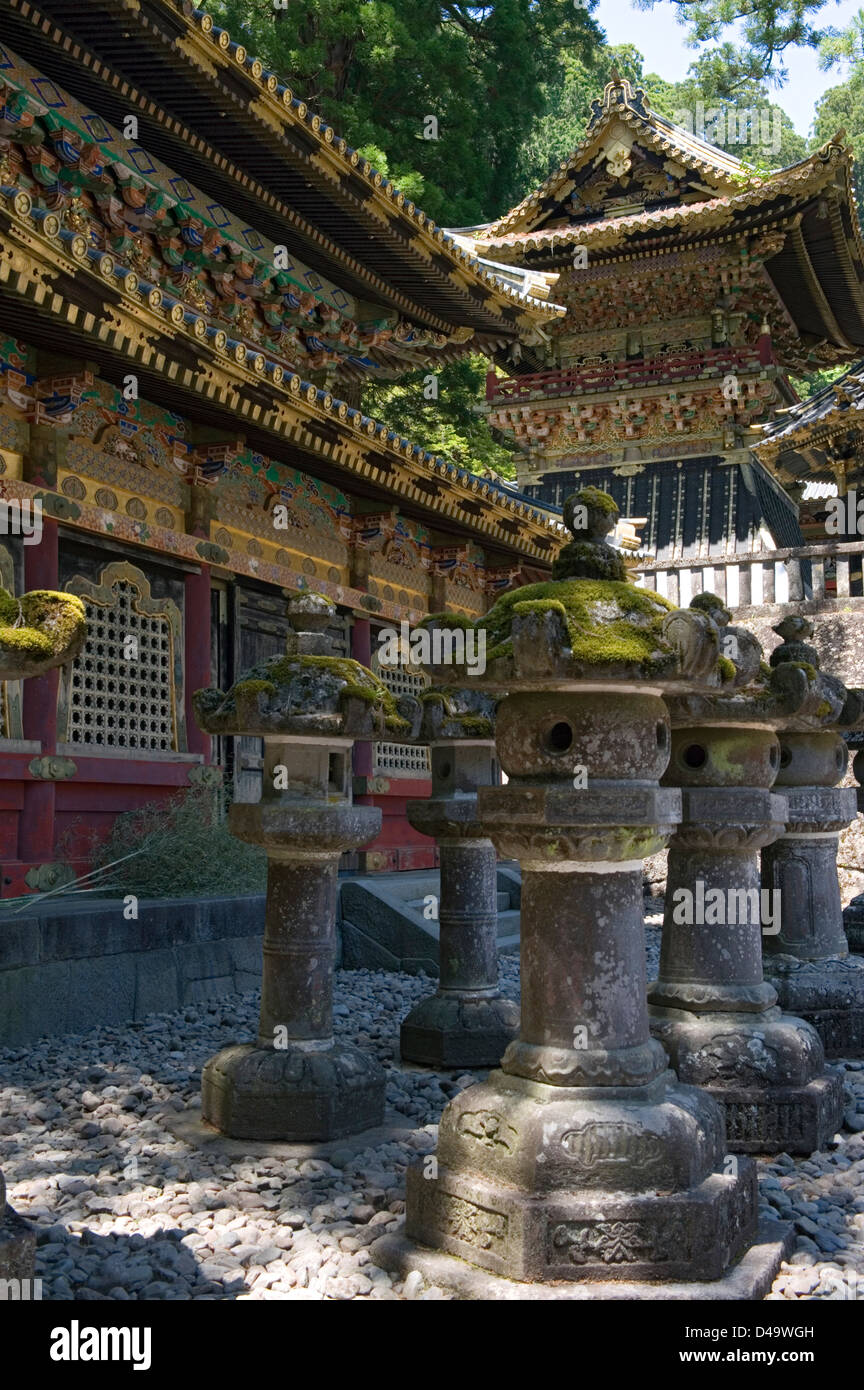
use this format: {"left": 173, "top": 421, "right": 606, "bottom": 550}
{"left": 371, "top": 654, "right": 430, "bottom": 777}
{"left": 68, "top": 579, "right": 176, "bottom": 751}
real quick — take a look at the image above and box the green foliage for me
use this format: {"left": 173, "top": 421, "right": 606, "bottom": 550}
{"left": 641, "top": 52, "right": 806, "bottom": 168}
{"left": 788, "top": 363, "right": 848, "bottom": 399}
{"left": 89, "top": 784, "right": 267, "bottom": 899}
{"left": 362, "top": 355, "right": 519, "bottom": 479}
{"left": 814, "top": 13, "right": 864, "bottom": 222}
{"left": 208, "top": 0, "right": 602, "bottom": 225}
{"left": 632, "top": 0, "right": 832, "bottom": 83}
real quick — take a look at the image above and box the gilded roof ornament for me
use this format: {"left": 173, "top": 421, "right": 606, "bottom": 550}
{"left": 588, "top": 73, "right": 651, "bottom": 132}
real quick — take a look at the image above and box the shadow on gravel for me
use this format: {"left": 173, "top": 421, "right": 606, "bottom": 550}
{"left": 34, "top": 1224, "right": 249, "bottom": 1302}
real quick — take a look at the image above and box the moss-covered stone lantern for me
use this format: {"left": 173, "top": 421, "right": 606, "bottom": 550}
{"left": 845, "top": 745, "right": 864, "bottom": 955}
{"left": 760, "top": 616, "right": 864, "bottom": 1057}
{"left": 649, "top": 598, "right": 844, "bottom": 1153}
{"left": 373, "top": 488, "right": 784, "bottom": 1298}
{"left": 193, "top": 592, "right": 420, "bottom": 1141}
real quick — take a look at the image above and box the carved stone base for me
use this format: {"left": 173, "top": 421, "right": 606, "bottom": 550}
{"left": 371, "top": 1219, "right": 793, "bottom": 1300}
{"left": 398, "top": 1068, "right": 758, "bottom": 1284}
{"left": 0, "top": 1203, "right": 36, "bottom": 1281}
{"left": 719, "top": 1079, "right": 844, "bottom": 1153}
{"left": 201, "top": 1040, "right": 385, "bottom": 1141}
{"left": 650, "top": 1007, "right": 844, "bottom": 1152}
{"left": 400, "top": 994, "right": 519, "bottom": 1068}
{"left": 762, "top": 955, "right": 864, "bottom": 1058}
{"left": 789, "top": 1009, "right": 864, "bottom": 1058}
{"left": 402, "top": 1160, "right": 757, "bottom": 1285}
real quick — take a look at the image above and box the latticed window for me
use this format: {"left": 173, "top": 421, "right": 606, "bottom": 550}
{"left": 64, "top": 565, "right": 180, "bottom": 752}
{"left": 371, "top": 653, "right": 430, "bottom": 778}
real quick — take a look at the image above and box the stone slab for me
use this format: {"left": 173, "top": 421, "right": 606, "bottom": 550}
{"left": 370, "top": 1220, "right": 793, "bottom": 1301}
{"left": 164, "top": 1104, "right": 425, "bottom": 1162}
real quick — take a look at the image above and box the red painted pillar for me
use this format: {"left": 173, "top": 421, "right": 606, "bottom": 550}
{"left": 351, "top": 616, "right": 373, "bottom": 778}
{"left": 18, "top": 517, "right": 59, "bottom": 863}
{"left": 184, "top": 565, "right": 212, "bottom": 759}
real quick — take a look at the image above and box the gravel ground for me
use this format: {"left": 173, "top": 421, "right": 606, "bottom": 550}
{"left": 2, "top": 921, "right": 863, "bottom": 1301}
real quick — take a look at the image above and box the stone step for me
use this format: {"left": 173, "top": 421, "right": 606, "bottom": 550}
{"left": 404, "top": 890, "right": 511, "bottom": 913}
{"left": 497, "top": 909, "right": 520, "bottom": 939}
{"left": 339, "top": 866, "right": 521, "bottom": 976}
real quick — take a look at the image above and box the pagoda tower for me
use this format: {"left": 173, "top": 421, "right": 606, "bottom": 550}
{"left": 464, "top": 75, "right": 864, "bottom": 563}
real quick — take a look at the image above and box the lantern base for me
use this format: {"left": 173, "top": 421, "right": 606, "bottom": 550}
{"left": 371, "top": 1218, "right": 792, "bottom": 1300}
{"left": 763, "top": 954, "right": 864, "bottom": 1058}
{"left": 395, "top": 1069, "right": 759, "bottom": 1285}
{"left": 201, "top": 1040, "right": 386, "bottom": 1141}
{"left": 650, "top": 1007, "right": 845, "bottom": 1152}
{"left": 400, "top": 993, "right": 519, "bottom": 1068}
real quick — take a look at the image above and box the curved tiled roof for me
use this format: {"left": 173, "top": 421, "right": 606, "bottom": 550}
{"left": 476, "top": 138, "right": 852, "bottom": 257}
{"left": 1, "top": 0, "right": 564, "bottom": 339}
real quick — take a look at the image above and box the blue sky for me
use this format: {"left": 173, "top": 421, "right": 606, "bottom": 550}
{"left": 595, "top": 0, "right": 862, "bottom": 135}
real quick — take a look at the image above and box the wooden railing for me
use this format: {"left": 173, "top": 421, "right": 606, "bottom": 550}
{"left": 633, "top": 540, "right": 864, "bottom": 608}
{"left": 485, "top": 346, "right": 772, "bottom": 403}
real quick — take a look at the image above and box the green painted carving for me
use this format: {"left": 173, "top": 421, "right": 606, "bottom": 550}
{"left": 28, "top": 755, "right": 77, "bottom": 780}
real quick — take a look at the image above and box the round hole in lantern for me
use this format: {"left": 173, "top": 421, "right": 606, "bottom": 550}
{"left": 779, "top": 746, "right": 792, "bottom": 769}
{"left": 769, "top": 745, "right": 779, "bottom": 769}
{"left": 545, "top": 721, "right": 574, "bottom": 754}
{"left": 439, "top": 761, "right": 452, "bottom": 781}
{"left": 656, "top": 723, "right": 668, "bottom": 751}
{"left": 681, "top": 743, "right": 707, "bottom": 769}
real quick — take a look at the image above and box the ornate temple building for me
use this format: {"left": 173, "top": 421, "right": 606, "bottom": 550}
{"left": 461, "top": 75, "right": 864, "bottom": 564}
{"left": 4, "top": 13, "right": 862, "bottom": 897}
{"left": 0, "top": 0, "right": 567, "bottom": 894}
{"left": 754, "top": 360, "right": 864, "bottom": 594}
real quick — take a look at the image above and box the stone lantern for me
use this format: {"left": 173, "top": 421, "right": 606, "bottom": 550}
{"left": 649, "top": 598, "right": 844, "bottom": 1153}
{"left": 193, "top": 593, "right": 420, "bottom": 1141}
{"left": 844, "top": 745, "right": 864, "bottom": 955}
{"left": 373, "top": 490, "right": 785, "bottom": 1297}
{"left": 402, "top": 687, "right": 518, "bottom": 1067}
{"left": 0, "top": 583, "right": 87, "bottom": 1281}
{"left": 760, "top": 617, "right": 864, "bottom": 1057}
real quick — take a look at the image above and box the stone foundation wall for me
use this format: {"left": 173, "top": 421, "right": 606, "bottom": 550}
{"left": 734, "top": 598, "right": 864, "bottom": 686}
{"left": 0, "top": 894, "right": 265, "bottom": 1046}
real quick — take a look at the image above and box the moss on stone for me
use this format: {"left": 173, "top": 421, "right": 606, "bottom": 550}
{"left": 551, "top": 538, "right": 627, "bottom": 582}
{"left": 789, "top": 661, "right": 818, "bottom": 680}
{"left": 459, "top": 715, "right": 493, "bottom": 737}
{"left": 574, "top": 486, "right": 619, "bottom": 516}
{"left": 0, "top": 587, "right": 86, "bottom": 661}
{"left": 717, "top": 655, "right": 736, "bottom": 682}
{"left": 815, "top": 699, "right": 833, "bottom": 718}
{"left": 233, "top": 679, "right": 277, "bottom": 698}
{"left": 483, "top": 579, "right": 677, "bottom": 674}
{"left": 270, "top": 653, "right": 409, "bottom": 731}
{"left": 420, "top": 611, "right": 477, "bottom": 630}
{"left": 485, "top": 637, "right": 513, "bottom": 663}
{"left": 512, "top": 598, "right": 568, "bottom": 622}
{"left": 691, "top": 592, "right": 727, "bottom": 614}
